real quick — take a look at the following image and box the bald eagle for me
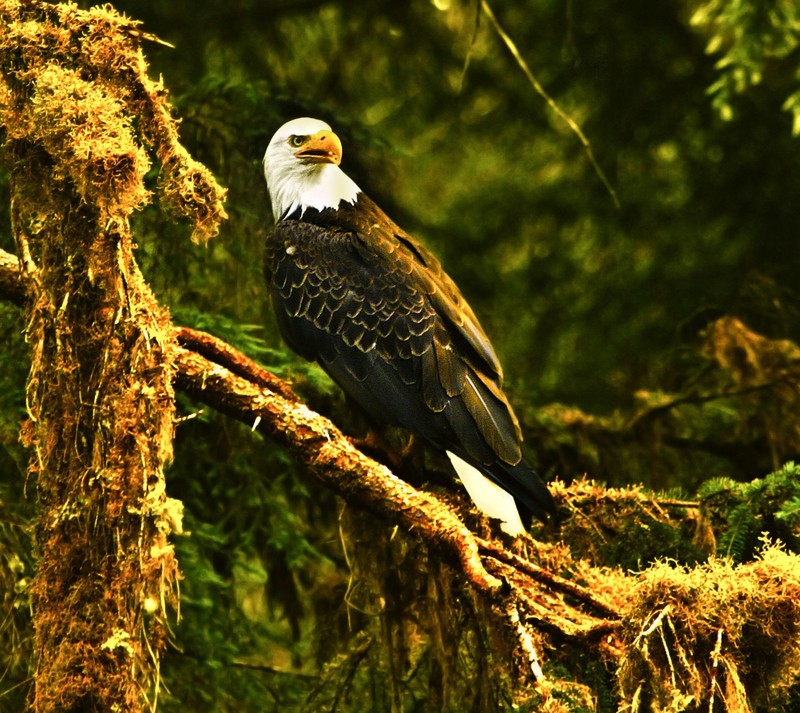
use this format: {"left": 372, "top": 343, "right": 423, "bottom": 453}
{"left": 263, "top": 117, "right": 554, "bottom": 535}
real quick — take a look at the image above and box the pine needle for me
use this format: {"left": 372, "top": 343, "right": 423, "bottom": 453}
{"left": 481, "top": 0, "right": 620, "bottom": 209}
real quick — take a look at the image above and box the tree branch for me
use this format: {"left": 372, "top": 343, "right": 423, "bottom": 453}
{"left": 0, "top": 248, "right": 25, "bottom": 307}
{"left": 175, "top": 325, "right": 300, "bottom": 402}
{"left": 172, "top": 346, "right": 507, "bottom": 597}
{"left": 0, "top": 244, "right": 624, "bottom": 666}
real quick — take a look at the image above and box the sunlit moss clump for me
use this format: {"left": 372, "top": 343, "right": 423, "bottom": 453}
{"left": 0, "top": 0, "right": 227, "bottom": 243}
{"left": 618, "top": 542, "right": 800, "bottom": 712}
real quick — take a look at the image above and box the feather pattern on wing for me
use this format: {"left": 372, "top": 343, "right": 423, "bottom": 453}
{"left": 265, "top": 192, "right": 554, "bottom": 527}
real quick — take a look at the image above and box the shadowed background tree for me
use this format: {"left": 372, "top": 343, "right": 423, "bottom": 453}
{"left": 2, "top": 0, "right": 800, "bottom": 711}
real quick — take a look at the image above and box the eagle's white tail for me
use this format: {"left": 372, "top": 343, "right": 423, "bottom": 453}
{"left": 446, "top": 452, "right": 525, "bottom": 536}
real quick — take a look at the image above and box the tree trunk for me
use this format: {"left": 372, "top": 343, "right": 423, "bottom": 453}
{"left": 10, "top": 137, "right": 179, "bottom": 712}
{"left": 0, "top": 2, "right": 226, "bottom": 709}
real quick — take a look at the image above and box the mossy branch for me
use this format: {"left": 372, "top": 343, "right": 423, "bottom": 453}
{"left": 7, "top": 247, "right": 800, "bottom": 707}
{"left": 0, "top": 245, "right": 623, "bottom": 694}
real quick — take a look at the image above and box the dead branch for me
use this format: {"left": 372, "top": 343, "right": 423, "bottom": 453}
{"left": 477, "top": 537, "right": 620, "bottom": 620}
{"left": 175, "top": 325, "right": 300, "bottom": 402}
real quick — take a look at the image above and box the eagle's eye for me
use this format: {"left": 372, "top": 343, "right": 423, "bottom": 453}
{"left": 288, "top": 135, "right": 306, "bottom": 148}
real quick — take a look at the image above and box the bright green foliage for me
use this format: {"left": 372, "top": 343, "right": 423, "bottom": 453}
{"left": 698, "top": 463, "right": 800, "bottom": 561}
{"left": 691, "top": 0, "right": 800, "bottom": 128}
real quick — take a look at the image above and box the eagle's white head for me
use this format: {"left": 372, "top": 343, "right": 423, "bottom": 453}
{"left": 263, "top": 117, "right": 361, "bottom": 221}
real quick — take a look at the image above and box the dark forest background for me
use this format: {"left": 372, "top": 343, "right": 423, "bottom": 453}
{"left": 2, "top": 0, "right": 800, "bottom": 710}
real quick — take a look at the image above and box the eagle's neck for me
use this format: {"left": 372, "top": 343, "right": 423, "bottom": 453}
{"left": 266, "top": 160, "right": 361, "bottom": 221}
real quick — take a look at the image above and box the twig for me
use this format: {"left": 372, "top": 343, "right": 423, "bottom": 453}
{"left": 625, "top": 379, "right": 794, "bottom": 429}
{"left": 481, "top": 0, "right": 620, "bottom": 209}
{"left": 457, "top": 0, "right": 482, "bottom": 91}
{"left": 660, "top": 613, "right": 677, "bottom": 688}
{"left": 305, "top": 633, "right": 372, "bottom": 709}
{"left": 657, "top": 498, "right": 700, "bottom": 508}
{"left": 226, "top": 660, "right": 316, "bottom": 677}
{"left": 638, "top": 604, "right": 670, "bottom": 640}
{"left": 708, "top": 627, "right": 724, "bottom": 713}
{"left": 507, "top": 602, "right": 545, "bottom": 682}
{"left": 477, "top": 537, "right": 621, "bottom": 619}
{"left": 634, "top": 606, "right": 678, "bottom": 689}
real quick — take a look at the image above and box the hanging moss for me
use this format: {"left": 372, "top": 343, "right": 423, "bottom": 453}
{"left": 0, "top": 1, "right": 226, "bottom": 710}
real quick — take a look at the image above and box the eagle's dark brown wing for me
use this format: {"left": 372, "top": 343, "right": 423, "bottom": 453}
{"left": 265, "top": 196, "right": 554, "bottom": 522}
